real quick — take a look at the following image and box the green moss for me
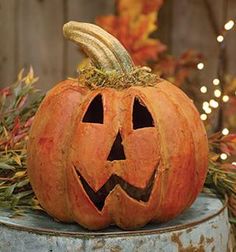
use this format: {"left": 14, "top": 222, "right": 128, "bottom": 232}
{"left": 76, "top": 66, "right": 161, "bottom": 90}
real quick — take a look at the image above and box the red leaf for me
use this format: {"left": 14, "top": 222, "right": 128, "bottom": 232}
{"left": 220, "top": 143, "right": 233, "bottom": 155}
{"left": 24, "top": 116, "right": 35, "bottom": 128}
{"left": 142, "top": 0, "right": 164, "bottom": 14}
{"left": 17, "top": 95, "right": 28, "bottom": 109}
{"left": 11, "top": 117, "right": 21, "bottom": 136}
{"left": 222, "top": 163, "right": 236, "bottom": 171}
{"left": 223, "top": 134, "right": 236, "bottom": 143}
{"left": 0, "top": 87, "right": 11, "bottom": 97}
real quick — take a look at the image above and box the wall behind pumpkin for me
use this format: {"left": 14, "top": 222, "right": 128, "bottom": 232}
{"left": 0, "top": 0, "right": 114, "bottom": 90}
{"left": 0, "top": 0, "right": 236, "bottom": 92}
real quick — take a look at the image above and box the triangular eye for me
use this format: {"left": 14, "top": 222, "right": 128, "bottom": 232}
{"left": 82, "top": 94, "right": 104, "bottom": 124}
{"left": 132, "top": 97, "right": 154, "bottom": 129}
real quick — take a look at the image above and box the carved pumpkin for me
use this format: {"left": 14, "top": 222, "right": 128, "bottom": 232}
{"left": 27, "top": 21, "right": 208, "bottom": 230}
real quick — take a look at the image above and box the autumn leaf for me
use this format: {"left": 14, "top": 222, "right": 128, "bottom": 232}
{"left": 209, "top": 151, "right": 220, "bottom": 162}
{"left": 11, "top": 117, "right": 21, "bottom": 137}
{"left": 96, "top": 0, "right": 201, "bottom": 86}
{"left": 223, "top": 134, "right": 236, "bottom": 143}
{"left": 12, "top": 155, "right": 22, "bottom": 166}
{"left": 153, "top": 50, "right": 202, "bottom": 86}
{"left": 0, "top": 163, "right": 15, "bottom": 170}
{"left": 24, "top": 116, "right": 34, "bottom": 128}
{"left": 131, "top": 39, "right": 166, "bottom": 65}
{"left": 24, "top": 66, "right": 39, "bottom": 85}
{"left": 0, "top": 87, "right": 11, "bottom": 97}
{"left": 117, "top": 0, "right": 164, "bottom": 17}
{"left": 220, "top": 142, "right": 235, "bottom": 156}
{"left": 14, "top": 171, "right": 26, "bottom": 179}
{"left": 17, "top": 95, "right": 28, "bottom": 110}
{"left": 0, "top": 68, "right": 42, "bottom": 211}
{"left": 142, "top": 0, "right": 164, "bottom": 14}
{"left": 96, "top": 14, "right": 166, "bottom": 65}
{"left": 117, "top": 0, "right": 143, "bottom": 19}
{"left": 96, "top": 0, "right": 166, "bottom": 65}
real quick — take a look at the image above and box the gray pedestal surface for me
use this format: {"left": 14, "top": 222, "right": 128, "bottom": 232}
{"left": 0, "top": 194, "right": 230, "bottom": 252}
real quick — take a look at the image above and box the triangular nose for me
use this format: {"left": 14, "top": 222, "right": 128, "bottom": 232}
{"left": 107, "top": 132, "right": 126, "bottom": 161}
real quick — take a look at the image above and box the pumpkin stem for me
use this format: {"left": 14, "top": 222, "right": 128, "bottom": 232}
{"left": 63, "top": 21, "right": 134, "bottom": 74}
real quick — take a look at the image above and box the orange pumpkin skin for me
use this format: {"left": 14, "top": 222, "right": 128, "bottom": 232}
{"left": 27, "top": 78, "right": 208, "bottom": 230}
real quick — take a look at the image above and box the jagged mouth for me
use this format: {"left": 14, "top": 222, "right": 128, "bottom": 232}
{"left": 74, "top": 165, "right": 158, "bottom": 211}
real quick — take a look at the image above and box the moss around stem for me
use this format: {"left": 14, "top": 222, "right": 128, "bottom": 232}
{"left": 76, "top": 66, "right": 161, "bottom": 90}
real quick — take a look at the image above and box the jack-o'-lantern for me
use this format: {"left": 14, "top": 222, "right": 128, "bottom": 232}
{"left": 27, "top": 21, "right": 208, "bottom": 230}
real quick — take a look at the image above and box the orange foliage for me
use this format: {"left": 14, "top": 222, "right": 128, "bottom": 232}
{"left": 154, "top": 50, "right": 203, "bottom": 86}
{"left": 96, "top": 0, "right": 201, "bottom": 87}
{"left": 96, "top": 0, "right": 166, "bottom": 65}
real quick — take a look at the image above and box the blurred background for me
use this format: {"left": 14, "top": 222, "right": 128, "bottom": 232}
{"left": 0, "top": 0, "right": 235, "bottom": 88}
{"left": 0, "top": 0, "right": 236, "bottom": 134}
{"left": 0, "top": 0, "right": 114, "bottom": 89}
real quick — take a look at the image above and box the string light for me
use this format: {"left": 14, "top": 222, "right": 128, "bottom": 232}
{"left": 213, "top": 78, "right": 220, "bottom": 85}
{"left": 199, "top": 19, "right": 235, "bottom": 123}
{"left": 202, "top": 101, "right": 209, "bottom": 111}
{"left": 217, "top": 35, "right": 224, "bottom": 43}
{"left": 214, "top": 89, "right": 221, "bottom": 98}
{"left": 220, "top": 153, "right": 228, "bottom": 160}
{"left": 205, "top": 107, "right": 212, "bottom": 114}
{"left": 222, "top": 95, "right": 229, "bottom": 102}
{"left": 209, "top": 99, "right": 219, "bottom": 108}
{"left": 197, "top": 62, "right": 204, "bottom": 70}
{"left": 197, "top": 19, "right": 236, "bottom": 174}
{"left": 224, "top": 20, "right": 235, "bottom": 30}
{"left": 200, "top": 114, "right": 207, "bottom": 121}
{"left": 222, "top": 128, "right": 229, "bottom": 135}
{"left": 203, "top": 101, "right": 209, "bottom": 107}
{"left": 200, "top": 86, "right": 207, "bottom": 93}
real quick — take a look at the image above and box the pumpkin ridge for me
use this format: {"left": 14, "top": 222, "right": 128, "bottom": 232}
{"left": 150, "top": 88, "right": 194, "bottom": 220}
{"left": 157, "top": 87, "right": 197, "bottom": 216}
{"left": 159, "top": 86, "right": 198, "bottom": 207}
{"left": 160, "top": 82, "right": 208, "bottom": 196}
{"left": 48, "top": 85, "right": 89, "bottom": 220}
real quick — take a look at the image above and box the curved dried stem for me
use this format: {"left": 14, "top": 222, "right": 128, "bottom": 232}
{"left": 63, "top": 21, "right": 134, "bottom": 74}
